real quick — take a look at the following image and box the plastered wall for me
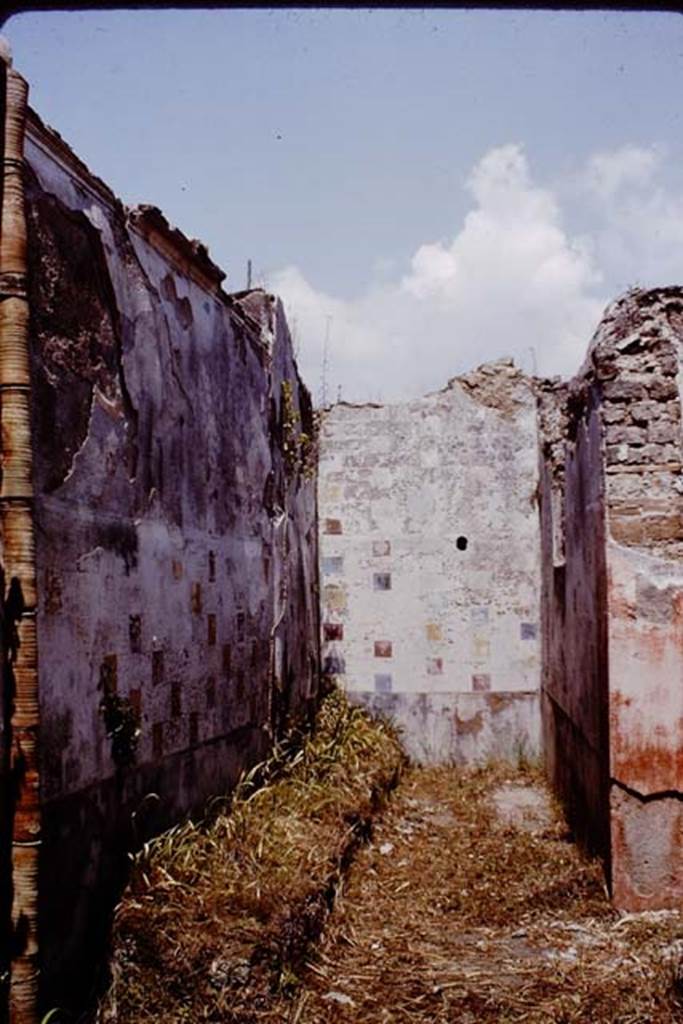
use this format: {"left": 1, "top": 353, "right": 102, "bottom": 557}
{"left": 318, "top": 361, "right": 542, "bottom": 763}
{"left": 539, "top": 288, "right": 683, "bottom": 910}
{"left": 7, "top": 109, "right": 319, "bottom": 1013}
{"left": 538, "top": 380, "right": 610, "bottom": 865}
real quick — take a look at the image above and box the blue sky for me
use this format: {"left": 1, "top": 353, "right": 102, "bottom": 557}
{"left": 5, "top": 8, "right": 683, "bottom": 401}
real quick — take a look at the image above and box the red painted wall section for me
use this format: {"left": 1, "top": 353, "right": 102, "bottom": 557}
{"left": 601, "top": 289, "right": 683, "bottom": 910}
{"left": 608, "top": 543, "right": 683, "bottom": 797}
{"left": 607, "top": 542, "right": 683, "bottom": 910}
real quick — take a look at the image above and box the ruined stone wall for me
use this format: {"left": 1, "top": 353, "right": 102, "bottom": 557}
{"left": 14, "top": 110, "right": 319, "bottom": 1012}
{"left": 539, "top": 288, "right": 683, "bottom": 910}
{"left": 318, "top": 361, "right": 541, "bottom": 763}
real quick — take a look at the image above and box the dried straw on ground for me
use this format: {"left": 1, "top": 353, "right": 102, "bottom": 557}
{"left": 98, "top": 688, "right": 404, "bottom": 1023}
{"left": 282, "top": 764, "right": 683, "bottom": 1024}
{"left": 99, "top": 693, "right": 682, "bottom": 1024}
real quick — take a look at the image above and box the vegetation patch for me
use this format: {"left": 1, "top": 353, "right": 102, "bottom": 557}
{"left": 97, "top": 714, "right": 682, "bottom": 1024}
{"left": 97, "top": 687, "right": 404, "bottom": 1023}
{"left": 289, "top": 764, "right": 683, "bottom": 1024}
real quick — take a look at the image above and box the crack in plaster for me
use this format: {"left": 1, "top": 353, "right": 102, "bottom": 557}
{"left": 612, "top": 778, "right": 683, "bottom": 804}
{"left": 58, "top": 385, "right": 97, "bottom": 490}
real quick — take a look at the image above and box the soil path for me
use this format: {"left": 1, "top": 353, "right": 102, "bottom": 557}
{"left": 283, "top": 765, "right": 683, "bottom": 1024}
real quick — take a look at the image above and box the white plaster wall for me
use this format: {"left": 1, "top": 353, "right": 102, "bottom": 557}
{"left": 319, "top": 368, "right": 542, "bottom": 762}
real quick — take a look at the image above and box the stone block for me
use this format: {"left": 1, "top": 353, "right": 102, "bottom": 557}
{"left": 647, "top": 420, "right": 679, "bottom": 444}
{"left": 603, "top": 379, "right": 648, "bottom": 402}
{"left": 629, "top": 401, "right": 656, "bottom": 425}
{"left": 606, "top": 425, "right": 647, "bottom": 446}
{"left": 647, "top": 377, "right": 679, "bottom": 401}
{"left": 603, "top": 405, "right": 627, "bottom": 424}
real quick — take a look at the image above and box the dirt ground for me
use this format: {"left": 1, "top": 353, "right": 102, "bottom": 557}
{"left": 281, "top": 765, "right": 683, "bottom": 1024}
{"left": 100, "top": 696, "right": 683, "bottom": 1024}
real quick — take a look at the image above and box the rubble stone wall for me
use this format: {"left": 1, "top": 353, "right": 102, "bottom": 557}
{"left": 539, "top": 288, "right": 683, "bottom": 910}
{"left": 318, "top": 362, "right": 542, "bottom": 763}
{"left": 21, "top": 110, "right": 319, "bottom": 1010}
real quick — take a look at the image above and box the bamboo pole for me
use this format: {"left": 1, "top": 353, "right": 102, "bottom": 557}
{"left": 0, "top": 58, "right": 41, "bottom": 1024}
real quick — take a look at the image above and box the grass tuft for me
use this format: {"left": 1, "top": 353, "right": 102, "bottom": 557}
{"left": 97, "top": 686, "right": 405, "bottom": 1023}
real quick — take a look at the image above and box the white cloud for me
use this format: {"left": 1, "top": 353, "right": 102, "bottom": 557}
{"left": 584, "top": 144, "right": 662, "bottom": 201}
{"left": 581, "top": 144, "right": 683, "bottom": 291}
{"left": 273, "top": 142, "right": 681, "bottom": 404}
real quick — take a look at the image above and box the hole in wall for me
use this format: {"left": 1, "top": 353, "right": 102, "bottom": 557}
{"left": 456, "top": 536, "right": 468, "bottom": 551}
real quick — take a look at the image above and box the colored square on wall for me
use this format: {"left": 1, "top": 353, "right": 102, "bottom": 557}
{"left": 191, "top": 582, "right": 202, "bottom": 614}
{"left": 323, "top": 583, "right": 347, "bottom": 614}
{"left": 222, "top": 643, "right": 231, "bottom": 677}
{"left": 44, "top": 568, "right": 63, "bottom": 614}
{"left": 521, "top": 622, "right": 538, "bottom": 640}
{"left": 129, "top": 615, "right": 142, "bottom": 654}
{"left": 100, "top": 654, "right": 118, "bottom": 695}
{"left": 372, "top": 540, "right": 391, "bottom": 557}
{"left": 373, "top": 572, "right": 392, "bottom": 591}
{"left": 322, "top": 556, "right": 344, "bottom": 575}
{"left": 426, "top": 622, "right": 442, "bottom": 642}
{"left": 235, "top": 667, "right": 245, "bottom": 701}
{"left": 471, "top": 606, "right": 489, "bottom": 625}
{"left": 324, "top": 622, "right": 344, "bottom": 641}
{"left": 323, "top": 651, "right": 346, "bottom": 675}
{"left": 325, "top": 518, "right": 343, "bottom": 535}
{"left": 171, "top": 681, "right": 181, "bottom": 719}
{"left": 129, "top": 688, "right": 142, "bottom": 717}
{"left": 374, "top": 640, "right": 393, "bottom": 658}
{"left": 427, "top": 657, "right": 443, "bottom": 676}
{"left": 152, "top": 722, "right": 164, "bottom": 758}
{"left": 472, "top": 634, "right": 490, "bottom": 659}
{"left": 472, "top": 673, "right": 491, "bottom": 692}
{"left": 374, "top": 673, "right": 392, "bottom": 694}
{"left": 152, "top": 649, "right": 164, "bottom": 686}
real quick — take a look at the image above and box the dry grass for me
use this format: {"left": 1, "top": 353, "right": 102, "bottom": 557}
{"left": 285, "top": 764, "right": 683, "bottom": 1024}
{"left": 98, "top": 706, "right": 683, "bottom": 1024}
{"left": 97, "top": 687, "right": 404, "bottom": 1023}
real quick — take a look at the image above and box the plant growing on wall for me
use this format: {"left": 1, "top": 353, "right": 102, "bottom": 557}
{"left": 299, "top": 409, "right": 321, "bottom": 481}
{"left": 99, "top": 692, "right": 141, "bottom": 768}
{"left": 280, "top": 379, "right": 301, "bottom": 477}
{"left": 280, "top": 380, "right": 319, "bottom": 480}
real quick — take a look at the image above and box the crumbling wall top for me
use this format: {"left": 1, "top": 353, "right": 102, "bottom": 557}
{"left": 537, "top": 287, "right": 683, "bottom": 559}
{"left": 26, "top": 106, "right": 118, "bottom": 210}
{"left": 26, "top": 106, "right": 229, "bottom": 300}
{"left": 447, "top": 357, "right": 533, "bottom": 417}
{"left": 127, "top": 204, "right": 226, "bottom": 293}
